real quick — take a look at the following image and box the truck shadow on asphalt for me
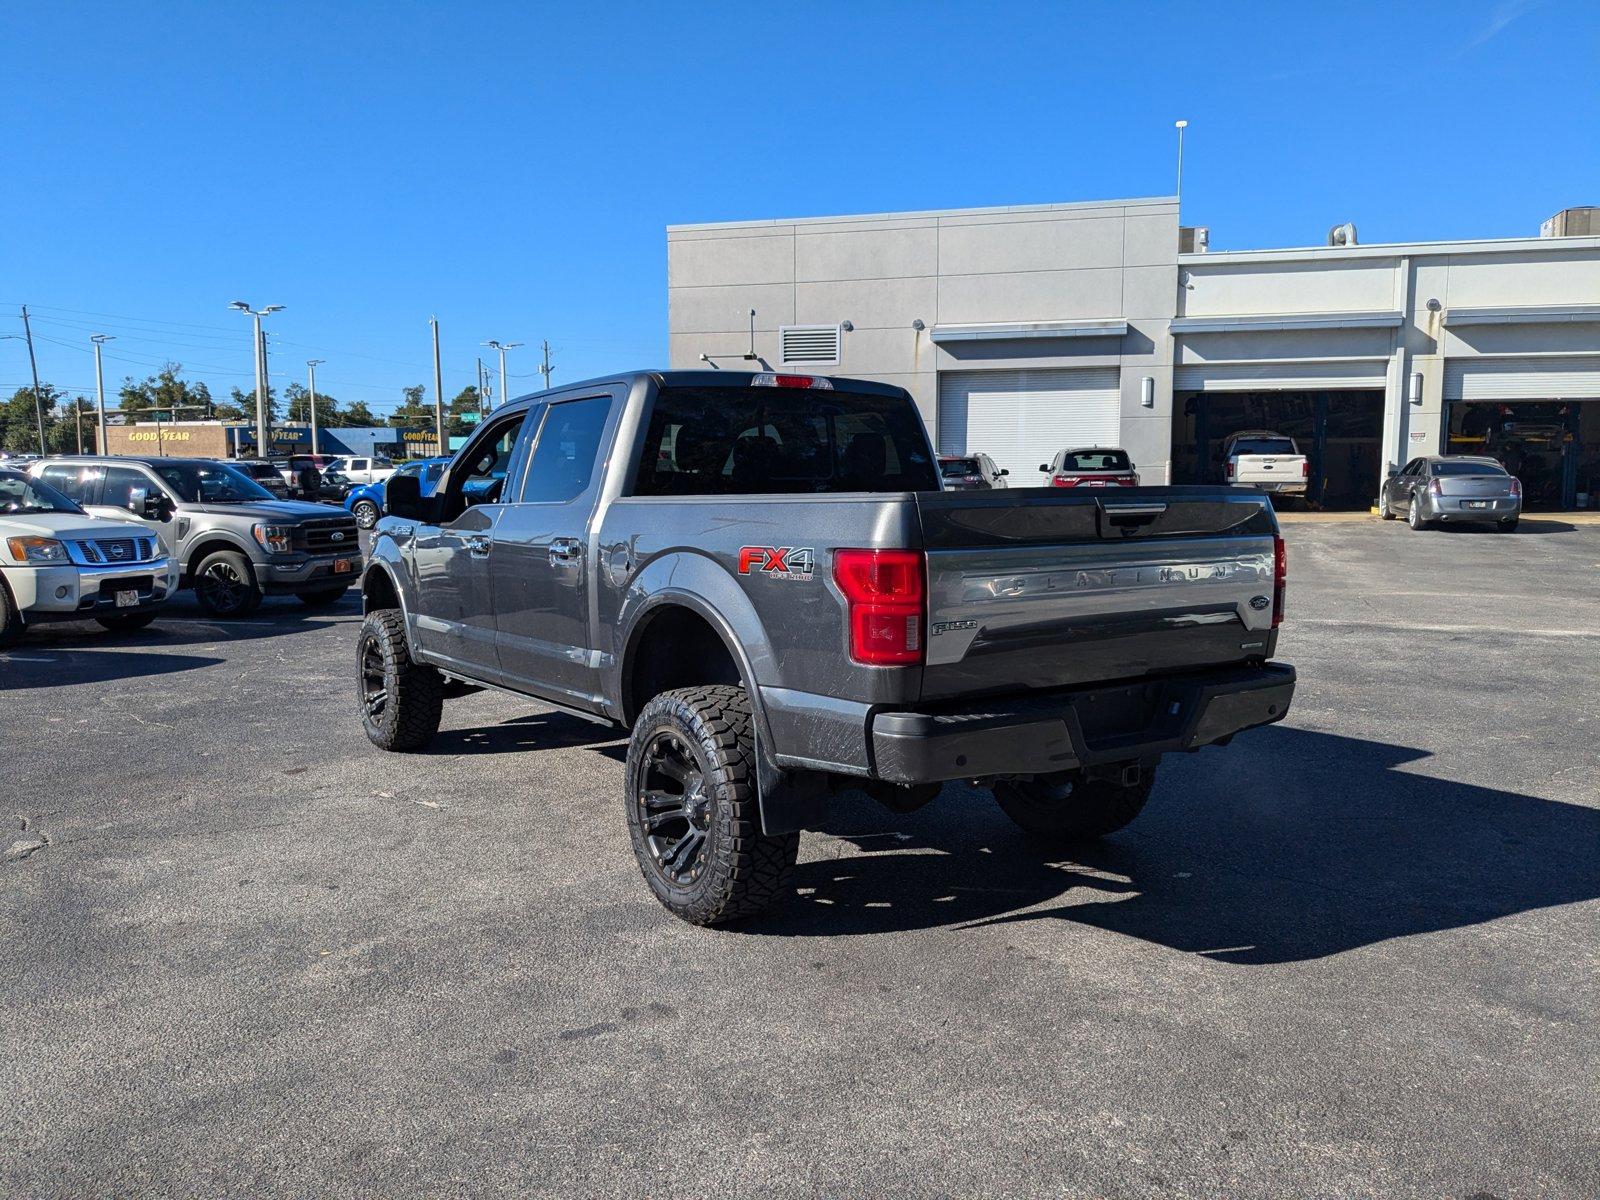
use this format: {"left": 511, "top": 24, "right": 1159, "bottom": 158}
{"left": 756, "top": 726, "right": 1600, "bottom": 963}
{"left": 0, "top": 648, "right": 226, "bottom": 691}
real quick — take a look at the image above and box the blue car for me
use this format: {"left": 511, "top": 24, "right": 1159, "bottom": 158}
{"left": 345, "top": 457, "right": 449, "bottom": 530}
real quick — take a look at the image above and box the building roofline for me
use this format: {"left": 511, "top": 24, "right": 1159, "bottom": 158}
{"left": 1182, "top": 234, "right": 1600, "bottom": 264}
{"left": 668, "top": 195, "right": 1178, "bottom": 234}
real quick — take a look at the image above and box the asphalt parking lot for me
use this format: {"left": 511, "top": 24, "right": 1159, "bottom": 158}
{"left": 4, "top": 517, "right": 1598, "bottom": 1197}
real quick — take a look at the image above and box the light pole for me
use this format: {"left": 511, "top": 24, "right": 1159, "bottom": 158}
{"left": 91, "top": 334, "right": 115, "bottom": 453}
{"left": 483, "top": 340, "right": 522, "bottom": 409}
{"left": 230, "top": 301, "right": 284, "bottom": 457}
{"left": 306, "top": 359, "right": 325, "bottom": 455}
{"left": 1174, "top": 119, "right": 1189, "bottom": 213}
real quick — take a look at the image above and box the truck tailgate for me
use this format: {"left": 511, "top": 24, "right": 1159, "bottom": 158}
{"left": 1233, "top": 454, "right": 1306, "bottom": 485}
{"left": 915, "top": 487, "right": 1280, "bottom": 702}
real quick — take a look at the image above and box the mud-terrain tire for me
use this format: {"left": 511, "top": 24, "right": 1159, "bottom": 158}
{"left": 624, "top": 684, "right": 798, "bottom": 926}
{"left": 358, "top": 608, "right": 443, "bottom": 751}
{"left": 993, "top": 769, "right": 1156, "bottom": 842}
{"left": 95, "top": 611, "right": 158, "bottom": 633}
{"left": 193, "top": 549, "right": 262, "bottom": 616}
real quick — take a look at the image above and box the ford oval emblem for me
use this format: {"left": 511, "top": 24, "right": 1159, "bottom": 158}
{"left": 1249, "top": 595, "right": 1270, "bottom": 611}
{"left": 330, "top": 531, "right": 345, "bottom": 542}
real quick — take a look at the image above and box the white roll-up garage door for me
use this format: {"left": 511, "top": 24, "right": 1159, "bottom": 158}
{"left": 937, "top": 368, "right": 1120, "bottom": 481}
{"left": 1443, "top": 356, "right": 1600, "bottom": 400}
{"left": 1173, "top": 359, "right": 1389, "bottom": 392}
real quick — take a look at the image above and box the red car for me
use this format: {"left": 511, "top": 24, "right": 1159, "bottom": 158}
{"left": 1040, "top": 447, "right": 1139, "bottom": 487}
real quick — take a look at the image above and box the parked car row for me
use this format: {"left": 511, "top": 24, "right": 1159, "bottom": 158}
{"left": 0, "top": 456, "right": 363, "bottom": 643}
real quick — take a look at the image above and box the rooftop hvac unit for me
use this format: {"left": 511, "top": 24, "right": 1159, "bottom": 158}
{"left": 1540, "top": 207, "right": 1600, "bottom": 237}
{"left": 1326, "top": 222, "right": 1358, "bottom": 247}
{"left": 1179, "top": 226, "right": 1210, "bottom": 253}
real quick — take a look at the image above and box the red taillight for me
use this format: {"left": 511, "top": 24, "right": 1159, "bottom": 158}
{"left": 1272, "top": 536, "right": 1287, "bottom": 629}
{"left": 1225, "top": 461, "right": 1235, "bottom": 479}
{"left": 751, "top": 372, "right": 834, "bottom": 390}
{"left": 1119, "top": 475, "right": 1138, "bottom": 486}
{"left": 1301, "top": 460, "right": 1310, "bottom": 478}
{"left": 1052, "top": 475, "right": 1077, "bottom": 487}
{"left": 1429, "top": 478, "right": 1443, "bottom": 496}
{"left": 1509, "top": 478, "right": 1522, "bottom": 498}
{"left": 833, "top": 549, "right": 924, "bottom": 666}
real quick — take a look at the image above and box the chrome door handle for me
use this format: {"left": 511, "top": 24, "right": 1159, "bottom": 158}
{"left": 549, "top": 537, "right": 582, "bottom": 564}
{"left": 466, "top": 535, "right": 492, "bottom": 557}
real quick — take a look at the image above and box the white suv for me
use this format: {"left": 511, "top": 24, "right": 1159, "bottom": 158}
{"left": 0, "top": 467, "right": 178, "bottom": 645}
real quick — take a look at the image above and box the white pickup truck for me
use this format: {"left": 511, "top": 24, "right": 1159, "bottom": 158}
{"left": 326, "top": 455, "right": 395, "bottom": 486}
{"left": 0, "top": 466, "right": 178, "bottom": 644}
{"left": 1222, "top": 431, "right": 1309, "bottom": 497}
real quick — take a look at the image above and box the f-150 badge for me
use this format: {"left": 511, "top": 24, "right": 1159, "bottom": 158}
{"left": 738, "top": 546, "right": 815, "bottom": 580}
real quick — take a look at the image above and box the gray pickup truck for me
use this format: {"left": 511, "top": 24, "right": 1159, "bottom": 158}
{"left": 358, "top": 370, "right": 1296, "bottom": 925}
{"left": 33, "top": 456, "right": 360, "bottom": 616}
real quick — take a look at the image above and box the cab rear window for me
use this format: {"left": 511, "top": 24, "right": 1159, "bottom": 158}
{"left": 1062, "top": 450, "right": 1130, "bottom": 471}
{"left": 633, "top": 386, "right": 937, "bottom": 495}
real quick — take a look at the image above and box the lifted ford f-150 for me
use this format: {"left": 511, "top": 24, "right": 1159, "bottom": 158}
{"left": 357, "top": 370, "right": 1296, "bottom": 925}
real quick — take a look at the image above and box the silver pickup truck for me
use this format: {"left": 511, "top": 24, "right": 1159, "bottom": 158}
{"left": 357, "top": 370, "right": 1296, "bottom": 925}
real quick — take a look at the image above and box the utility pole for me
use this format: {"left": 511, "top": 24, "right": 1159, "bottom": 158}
{"left": 476, "top": 357, "right": 488, "bottom": 417}
{"left": 430, "top": 316, "right": 445, "bottom": 454}
{"left": 306, "top": 359, "right": 325, "bottom": 455}
{"left": 92, "top": 334, "right": 115, "bottom": 453}
{"left": 483, "top": 340, "right": 522, "bottom": 409}
{"left": 230, "top": 301, "right": 284, "bottom": 457}
{"left": 20, "top": 306, "right": 46, "bottom": 455}
{"left": 540, "top": 340, "right": 553, "bottom": 390}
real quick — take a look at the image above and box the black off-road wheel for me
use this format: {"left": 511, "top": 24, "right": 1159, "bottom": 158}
{"left": 297, "top": 587, "right": 350, "bottom": 608}
{"left": 624, "top": 685, "right": 798, "bottom": 926}
{"left": 193, "top": 550, "right": 263, "bottom": 617}
{"left": 993, "top": 768, "right": 1156, "bottom": 842}
{"left": 95, "top": 611, "right": 158, "bottom": 633}
{"left": 358, "top": 608, "right": 443, "bottom": 751}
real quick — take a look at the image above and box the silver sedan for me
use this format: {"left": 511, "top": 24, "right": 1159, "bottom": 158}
{"left": 1381, "top": 456, "right": 1522, "bottom": 532}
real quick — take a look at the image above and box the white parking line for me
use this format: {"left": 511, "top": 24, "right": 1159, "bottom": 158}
{"left": 1294, "top": 618, "right": 1600, "bottom": 639}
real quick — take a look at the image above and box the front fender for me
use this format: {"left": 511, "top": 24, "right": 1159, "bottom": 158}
{"left": 361, "top": 538, "right": 417, "bottom": 642}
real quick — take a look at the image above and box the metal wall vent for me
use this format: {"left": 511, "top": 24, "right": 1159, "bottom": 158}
{"left": 779, "top": 324, "right": 841, "bottom": 366}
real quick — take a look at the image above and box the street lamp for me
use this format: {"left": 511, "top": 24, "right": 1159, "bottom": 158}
{"left": 91, "top": 334, "right": 116, "bottom": 453}
{"left": 482, "top": 339, "right": 523, "bottom": 410}
{"left": 230, "top": 300, "right": 284, "bottom": 457}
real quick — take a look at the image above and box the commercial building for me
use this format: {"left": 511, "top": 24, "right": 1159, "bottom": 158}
{"left": 104, "top": 421, "right": 408, "bottom": 461}
{"left": 667, "top": 200, "right": 1600, "bottom": 508}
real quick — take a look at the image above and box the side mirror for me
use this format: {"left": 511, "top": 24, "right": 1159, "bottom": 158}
{"left": 386, "top": 472, "right": 427, "bottom": 520}
{"left": 1386, "top": 468, "right": 1398, "bottom": 478}
{"left": 1039, "top": 464, "right": 1050, "bottom": 473}
{"left": 998, "top": 468, "right": 1010, "bottom": 477}
{"left": 144, "top": 493, "right": 174, "bottom": 522}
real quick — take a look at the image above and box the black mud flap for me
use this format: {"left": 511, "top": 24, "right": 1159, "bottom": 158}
{"left": 754, "top": 729, "right": 828, "bottom": 835}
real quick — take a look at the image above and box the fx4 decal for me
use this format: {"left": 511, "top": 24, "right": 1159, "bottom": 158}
{"left": 737, "top": 546, "right": 816, "bottom": 581}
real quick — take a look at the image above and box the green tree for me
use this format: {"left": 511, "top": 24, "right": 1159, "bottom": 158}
{"left": 388, "top": 383, "right": 431, "bottom": 428}
{"left": 283, "top": 381, "right": 342, "bottom": 428}
{"left": 0, "top": 385, "right": 60, "bottom": 454}
{"left": 342, "top": 399, "right": 378, "bottom": 427}
{"left": 47, "top": 395, "right": 98, "bottom": 454}
{"left": 447, "top": 385, "right": 483, "bottom": 438}
{"left": 228, "top": 384, "right": 278, "bottom": 426}
{"left": 119, "top": 364, "right": 216, "bottom": 423}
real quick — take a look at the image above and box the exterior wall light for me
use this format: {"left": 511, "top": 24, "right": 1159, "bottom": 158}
{"left": 1141, "top": 376, "right": 1155, "bottom": 408}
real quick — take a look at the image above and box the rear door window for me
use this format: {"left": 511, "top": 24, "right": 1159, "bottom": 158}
{"left": 102, "top": 466, "right": 156, "bottom": 509}
{"left": 39, "top": 464, "right": 103, "bottom": 504}
{"left": 633, "top": 386, "right": 936, "bottom": 496}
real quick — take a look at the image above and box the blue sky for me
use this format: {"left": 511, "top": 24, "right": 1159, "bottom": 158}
{"left": 4, "top": 1, "right": 1597, "bottom": 417}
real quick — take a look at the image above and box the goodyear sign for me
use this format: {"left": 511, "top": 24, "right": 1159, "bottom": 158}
{"left": 126, "top": 430, "right": 192, "bottom": 443}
